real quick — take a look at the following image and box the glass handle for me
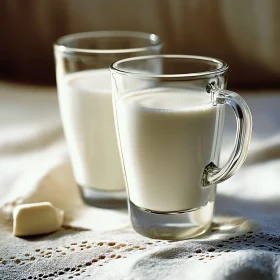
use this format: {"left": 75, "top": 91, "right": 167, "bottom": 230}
{"left": 202, "top": 88, "right": 252, "bottom": 186}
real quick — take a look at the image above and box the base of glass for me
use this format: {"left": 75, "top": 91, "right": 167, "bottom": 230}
{"left": 78, "top": 184, "right": 127, "bottom": 209}
{"left": 129, "top": 200, "right": 214, "bottom": 240}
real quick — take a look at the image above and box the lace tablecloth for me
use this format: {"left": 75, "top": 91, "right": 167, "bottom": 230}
{"left": 0, "top": 82, "right": 280, "bottom": 280}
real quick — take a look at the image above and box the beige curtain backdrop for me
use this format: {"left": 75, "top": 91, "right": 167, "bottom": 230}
{"left": 1, "top": 0, "right": 280, "bottom": 88}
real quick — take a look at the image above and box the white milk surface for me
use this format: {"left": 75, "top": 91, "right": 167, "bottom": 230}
{"left": 58, "top": 69, "right": 125, "bottom": 191}
{"left": 116, "top": 88, "right": 219, "bottom": 211}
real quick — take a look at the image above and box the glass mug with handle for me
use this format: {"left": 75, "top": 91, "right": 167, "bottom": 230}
{"left": 54, "top": 31, "right": 162, "bottom": 208}
{"left": 110, "top": 55, "right": 252, "bottom": 239}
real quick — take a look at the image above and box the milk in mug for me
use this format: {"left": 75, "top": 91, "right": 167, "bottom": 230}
{"left": 58, "top": 69, "right": 125, "bottom": 191}
{"left": 115, "top": 88, "right": 222, "bottom": 212}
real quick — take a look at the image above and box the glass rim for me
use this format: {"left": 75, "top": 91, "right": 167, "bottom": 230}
{"left": 54, "top": 30, "right": 162, "bottom": 54}
{"left": 110, "top": 54, "right": 229, "bottom": 79}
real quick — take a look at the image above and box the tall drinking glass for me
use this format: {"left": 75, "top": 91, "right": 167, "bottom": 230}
{"left": 111, "top": 55, "right": 252, "bottom": 239}
{"left": 54, "top": 31, "right": 162, "bottom": 208}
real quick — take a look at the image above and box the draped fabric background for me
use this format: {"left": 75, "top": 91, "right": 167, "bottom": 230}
{"left": 1, "top": 0, "right": 280, "bottom": 87}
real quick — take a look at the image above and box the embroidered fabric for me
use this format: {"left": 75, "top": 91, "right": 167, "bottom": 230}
{"left": 1, "top": 224, "right": 279, "bottom": 280}
{"left": 0, "top": 82, "right": 280, "bottom": 280}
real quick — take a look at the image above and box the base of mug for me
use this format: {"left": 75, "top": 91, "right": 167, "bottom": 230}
{"left": 129, "top": 200, "right": 214, "bottom": 240}
{"left": 78, "top": 184, "right": 127, "bottom": 209}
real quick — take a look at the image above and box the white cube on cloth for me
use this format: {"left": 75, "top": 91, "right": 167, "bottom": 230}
{"left": 13, "top": 202, "right": 64, "bottom": 236}
{"left": 0, "top": 82, "right": 280, "bottom": 279}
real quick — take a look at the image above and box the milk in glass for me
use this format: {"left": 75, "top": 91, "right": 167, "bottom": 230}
{"left": 58, "top": 69, "right": 125, "bottom": 191}
{"left": 116, "top": 88, "right": 220, "bottom": 211}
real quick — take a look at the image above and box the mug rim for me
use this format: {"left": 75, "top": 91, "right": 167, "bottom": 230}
{"left": 54, "top": 31, "right": 162, "bottom": 54}
{"left": 110, "top": 54, "right": 229, "bottom": 79}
